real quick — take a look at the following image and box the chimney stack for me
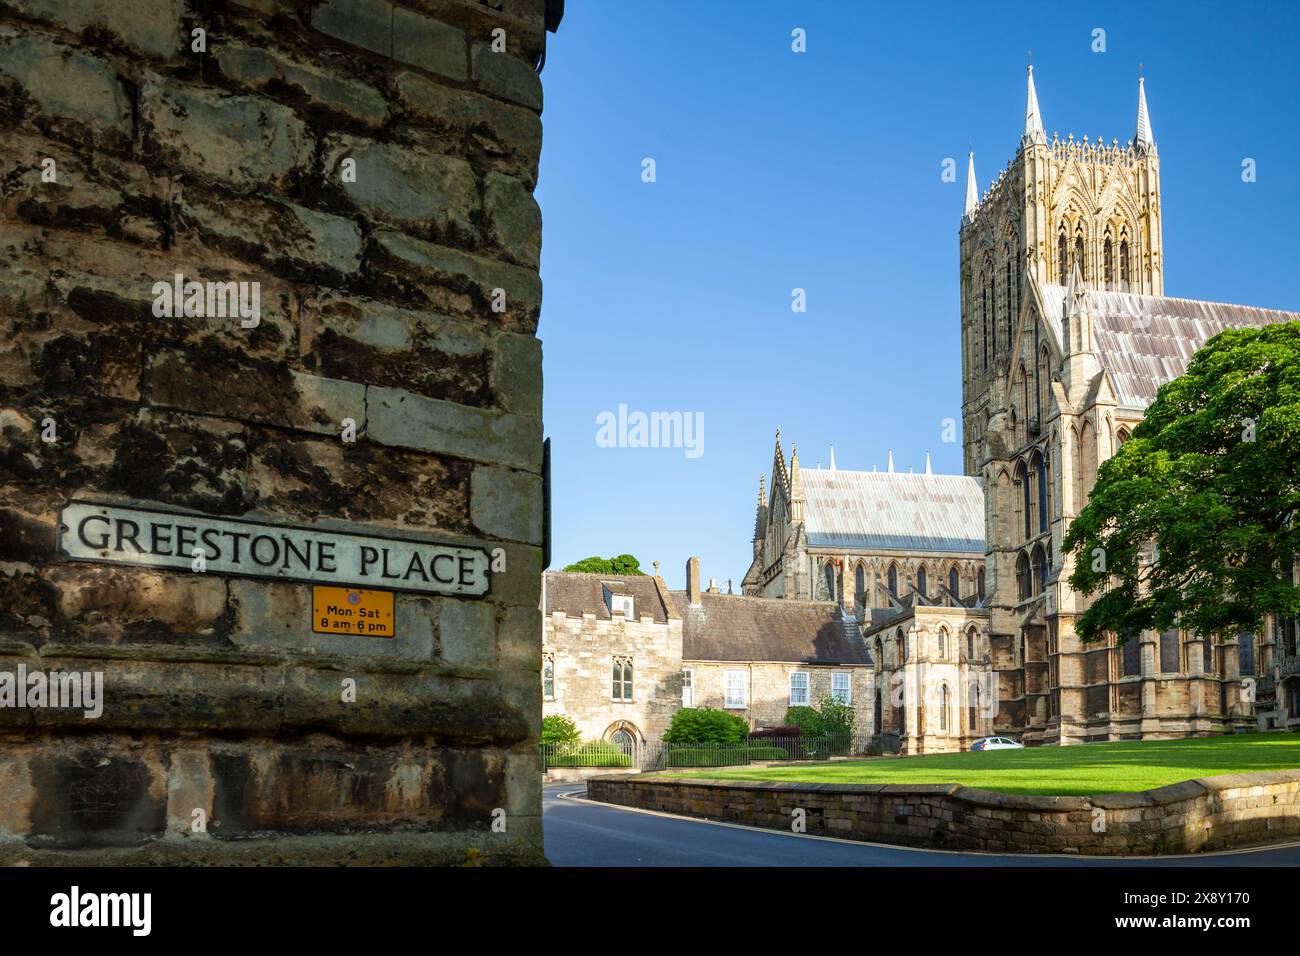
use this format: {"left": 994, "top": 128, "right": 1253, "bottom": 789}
{"left": 687, "top": 557, "right": 701, "bottom": 605}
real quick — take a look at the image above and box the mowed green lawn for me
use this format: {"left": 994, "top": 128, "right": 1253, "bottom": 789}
{"left": 665, "top": 734, "right": 1300, "bottom": 796}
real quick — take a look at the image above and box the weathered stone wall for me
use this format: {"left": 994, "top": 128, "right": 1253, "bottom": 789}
{"left": 685, "top": 661, "right": 874, "bottom": 736}
{"left": 0, "top": 0, "right": 551, "bottom": 863}
{"left": 868, "top": 606, "right": 992, "bottom": 752}
{"left": 543, "top": 609, "right": 684, "bottom": 744}
{"left": 588, "top": 769, "right": 1300, "bottom": 855}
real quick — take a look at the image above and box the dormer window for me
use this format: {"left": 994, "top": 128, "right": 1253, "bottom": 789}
{"left": 602, "top": 584, "right": 634, "bottom": 619}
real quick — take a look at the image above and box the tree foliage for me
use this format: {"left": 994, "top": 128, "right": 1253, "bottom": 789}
{"left": 1063, "top": 321, "right": 1300, "bottom": 644}
{"left": 786, "top": 695, "right": 855, "bottom": 735}
{"left": 662, "top": 706, "right": 749, "bottom": 744}
{"left": 540, "top": 714, "right": 582, "bottom": 746}
{"left": 560, "top": 554, "right": 645, "bottom": 575}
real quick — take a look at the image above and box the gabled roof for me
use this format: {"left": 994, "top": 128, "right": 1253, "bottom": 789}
{"left": 798, "top": 469, "right": 985, "bottom": 554}
{"left": 543, "top": 572, "right": 677, "bottom": 623}
{"left": 1038, "top": 284, "right": 1300, "bottom": 410}
{"left": 670, "top": 592, "right": 872, "bottom": 666}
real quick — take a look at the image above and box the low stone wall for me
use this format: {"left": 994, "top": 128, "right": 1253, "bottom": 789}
{"left": 544, "top": 766, "right": 638, "bottom": 784}
{"left": 586, "top": 770, "right": 1300, "bottom": 855}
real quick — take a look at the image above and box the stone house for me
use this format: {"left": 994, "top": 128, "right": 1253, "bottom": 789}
{"left": 541, "top": 571, "right": 683, "bottom": 746}
{"left": 542, "top": 558, "right": 875, "bottom": 753}
{"left": 673, "top": 558, "right": 874, "bottom": 736}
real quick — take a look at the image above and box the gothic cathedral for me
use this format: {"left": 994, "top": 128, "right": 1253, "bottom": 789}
{"left": 961, "top": 67, "right": 1300, "bottom": 744}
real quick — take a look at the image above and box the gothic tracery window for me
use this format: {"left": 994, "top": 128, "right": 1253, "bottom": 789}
{"left": 1016, "top": 460, "right": 1030, "bottom": 540}
{"left": 1016, "top": 551, "right": 1031, "bottom": 601}
{"left": 1014, "top": 250, "right": 1021, "bottom": 323}
{"left": 1036, "top": 345, "right": 1049, "bottom": 424}
{"left": 1004, "top": 250, "right": 1013, "bottom": 339}
{"left": 1032, "top": 449, "right": 1048, "bottom": 535}
{"left": 1032, "top": 544, "right": 1048, "bottom": 595}
{"left": 991, "top": 271, "right": 998, "bottom": 354}
{"left": 981, "top": 273, "right": 990, "bottom": 368}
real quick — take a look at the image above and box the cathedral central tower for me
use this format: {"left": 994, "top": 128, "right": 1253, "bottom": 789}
{"left": 959, "top": 67, "right": 1163, "bottom": 474}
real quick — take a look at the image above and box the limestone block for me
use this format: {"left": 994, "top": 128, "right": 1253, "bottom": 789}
{"left": 178, "top": 192, "right": 363, "bottom": 282}
{"left": 392, "top": 3, "right": 467, "bottom": 80}
{"left": 0, "top": 0, "right": 183, "bottom": 59}
{"left": 215, "top": 41, "right": 391, "bottom": 129}
{"left": 324, "top": 135, "right": 479, "bottom": 241}
{"left": 470, "top": 464, "right": 542, "bottom": 543}
{"left": 138, "top": 76, "right": 314, "bottom": 193}
{"left": 484, "top": 171, "right": 541, "bottom": 267}
{"left": 491, "top": 332, "right": 543, "bottom": 416}
{"left": 470, "top": 41, "right": 541, "bottom": 109}
{"left": 367, "top": 384, "right": 541, "bottom": 471}
{"left": 369, "top": 228, "right": 541, "bottom": 330}
{"left": 438, "top": 597, "right": 497, "bottom": 667}
{"left": 394, "top": 71, "right": 541, "bottom": 185}
{"left": 0, "top": 32, "right": 131, "bottom": 146}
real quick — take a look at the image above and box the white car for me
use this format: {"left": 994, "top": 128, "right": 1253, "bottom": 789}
{"left": 970, "top": 735, "right": 1023, "bottom": 752}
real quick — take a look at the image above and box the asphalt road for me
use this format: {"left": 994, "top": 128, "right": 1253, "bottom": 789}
{"left": 542, "top": 783, "right": 1300, "bottom": 867}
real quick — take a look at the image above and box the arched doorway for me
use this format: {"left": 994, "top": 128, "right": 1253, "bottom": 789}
{"left": 604, "top": 720, "right": 642, "bottom": 765}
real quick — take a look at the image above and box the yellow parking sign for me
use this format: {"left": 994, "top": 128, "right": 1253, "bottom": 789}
{"left": 312, "top": 586, "right": 395, "bottom": 638}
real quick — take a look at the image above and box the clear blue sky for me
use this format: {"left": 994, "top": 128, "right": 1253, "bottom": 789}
{"left": 535, "top": 0, "right": 1300, "bottom": 590}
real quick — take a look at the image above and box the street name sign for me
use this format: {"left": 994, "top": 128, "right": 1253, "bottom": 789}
{"left": 58, "top": 501, "right": 490, "bottom": 596}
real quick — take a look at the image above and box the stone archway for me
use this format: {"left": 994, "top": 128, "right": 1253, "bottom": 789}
{"left": 604, "top": 720, "right": 643, "bottom": 763}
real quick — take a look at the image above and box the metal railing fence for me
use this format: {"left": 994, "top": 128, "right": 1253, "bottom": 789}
{"left": 541, "top": 735, "right": 881, "bottom": 771}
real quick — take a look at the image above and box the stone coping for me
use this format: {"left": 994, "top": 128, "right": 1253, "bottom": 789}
{"left": 603, "top": 768, "right": 1300, "bottom": 805}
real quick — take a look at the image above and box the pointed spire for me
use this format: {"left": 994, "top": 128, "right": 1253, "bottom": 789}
{"left": 1022, "top": 64, "right": 1046, "bottom": 148}
{"left": 771, "top": 426, "right": 788, "bottom": 490}
{"left": 962, "top": 151, "right": 978, "bottom": 225}
{"left": 1134, "top": 74, "right": 1156, "bottom": 155}
{"left": 829, "top": 444, "right": 837, "bottom": 471}
{"left": 790, "top": 444, "right": 804, "bottom": 500}
{"left": 924, "top": 452, "right": 932, "bottom": 475}
{"left": 886, "top": 449, "right": 894, "bottom": 473}
{"left": 752, "top": 473, "right": 768, "bottom": 540}
{"left": 1066, "top": 256, "right": 1086, "bottom": 302}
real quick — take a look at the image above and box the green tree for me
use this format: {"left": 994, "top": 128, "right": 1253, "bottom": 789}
{"left": 814, "top": 694, "right": 855, "bottom": 737}
{"left": 784, "top": 705, "right": 822, "bottom": 736}
{"left": 786, "top": 696, "right": 855, "bottom": 737}
{"left": 541, "top": 714, "right": 582, "bottom": 746}
{"left": 662, "top": 707, "right": 749, "bottom": 744}
{"left": 1063, "top": 321, "right": 1300, "bottom": 645}
{"left": 561, "top": 554, "right": 645, "bottom": 575}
